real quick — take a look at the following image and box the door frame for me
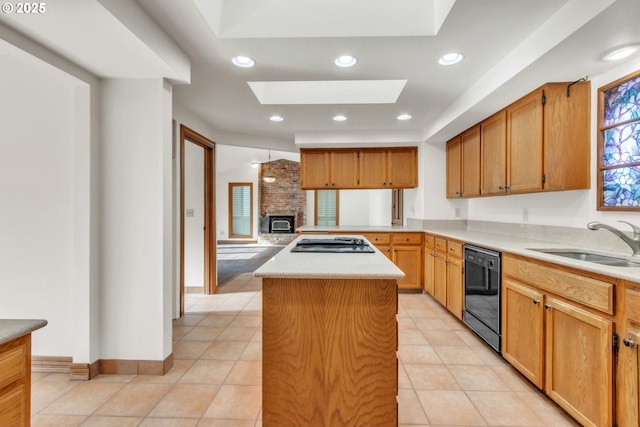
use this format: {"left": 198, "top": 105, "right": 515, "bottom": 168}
{"left": 180, "top": 125, "right": 216, "bottom": 316}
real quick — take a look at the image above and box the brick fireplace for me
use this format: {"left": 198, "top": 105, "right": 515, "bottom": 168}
{"left": 259, "top": 159, "right": 306, "bottom": 245}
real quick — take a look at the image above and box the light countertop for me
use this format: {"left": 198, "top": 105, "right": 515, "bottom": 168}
{"left": 254, "top": 234, "right": 405, "bottom": 279}
{"left": 296, "top": 225, "right": 424, "bottom": 233}
{"left": 422, "top": 227, "right": 640, "bottom": 283}
{"left": 0, "top": 319, "right": 47, "bottom": 346}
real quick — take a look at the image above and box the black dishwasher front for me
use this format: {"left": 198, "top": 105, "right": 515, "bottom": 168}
{"left": 463, "top": 244, "right": 502, "bottom": 352}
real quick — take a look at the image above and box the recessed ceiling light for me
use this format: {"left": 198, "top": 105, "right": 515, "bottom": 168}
{"left": 335, "top": 55, "right": 357, "bottom": 67}
{"left": 438, "top": 53, "right": 464, "bottom": 65}
{"left": 601, "top": 45, "right": 639, "bottom": 61}
{"left": 397, "top": 114, "right": 412, "bottom": 121}
{"left": 250, "top": 162, "right": 260, "bottom": 168}
{"left": 333, "top": 115, "right": 347, "bottom": 121}
{"left": 269, "top": 115, "right": 284, "bottom": 122}
{"left": 232, "top": 55, "right": 255, "bottom": 68}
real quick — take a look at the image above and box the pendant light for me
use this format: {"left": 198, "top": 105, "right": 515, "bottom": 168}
{"left": 262, "top": 150, "right": 276, "bottom": 183}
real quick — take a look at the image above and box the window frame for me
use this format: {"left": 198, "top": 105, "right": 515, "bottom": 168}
{"left": 314, "top": 189, "right": 339, "bottom": 226}
{"left": 597, "top": 69, "right": 640, "bottom": 211}
{"left": 228, "top": 182, "right": 253, "bottom": 238}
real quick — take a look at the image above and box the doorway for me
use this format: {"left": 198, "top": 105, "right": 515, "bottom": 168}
{"left": 180, "top": 125, "right": 216, "bottom": 317}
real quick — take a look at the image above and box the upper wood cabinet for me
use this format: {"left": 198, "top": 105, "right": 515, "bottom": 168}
{"left": 446, "top": 126, "right": 481, "bottom": 198}
{"left": 301, "top": 147, "right": 417, "bottom": 189}
{"left": 300, "top": 149, "right": 358, "bottom": 188}
{"left": 447, "top": 81, "right": 590, "bottom": 198}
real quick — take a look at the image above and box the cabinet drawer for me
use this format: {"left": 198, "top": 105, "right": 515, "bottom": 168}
{"left": 626, "top": 288, "right": 640, "bottom": 324}
{"left": 424, "top": 234, "right": 434, "bottom": 249}
{"left": 447, "top": 241, "right": 463, "bottom": 258}
{"left": 363, "top": 233, "right": 391, "bottom": 245}
{"left": 434, "top": 237, "right": 447, "bottom": 252}
{"left": 503, "top": 255, "right": 614, "bottom": 315}
{"left": 392, "top": 233, "right": 422, "bottom": 245}
{"left": 0, "top": 340, "right": 26, "bottom": 390}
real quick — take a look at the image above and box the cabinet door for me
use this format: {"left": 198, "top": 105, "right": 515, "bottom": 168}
{"left": 461, "top": 126, "right": 481, "bottom": 197}
{"left": 545, "top": 297, "right": 613, "bottom": 427}
{"left": 359, "top": 150, "right": 388, "bottom": 188}
{"left": 378, "top": 245, "right": 392, "bottom": 260}
{"left": 394, "top": 245, "right": 422, "bottom": 290}
{"left": 481, "top": 111, "right": 507, "bottom": 195}
{"left": 502, "top": 278, "right": 545, "bottom": 388}
{"left": 330, "top": 150, "right": 358, "bottom": 188}
{"left": 446, "top": 255, "right": 463, "bottom": 320}
{"left": 433, "top": 251, "right": 448, "bottom": 306}
{"left": 619, "top": 327, "right": 640, "bottom": 427}
{"left": 301, "top": 150, "right": 329, "bottom": 189}
{"left": 387, "top": 148, "right": 418, "bottom": 188}
{"left": 446, "top": 137, "right": 462, "bottom": 198}
{"left": 506, "top": 89, "right": 544, "bottom": 193}
{"left": 424, "top": 250, "right": 435, "bottom": 296}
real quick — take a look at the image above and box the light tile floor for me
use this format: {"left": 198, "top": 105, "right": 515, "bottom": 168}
{"left": 31, "top": 273, "right": 580, "bottom": 426}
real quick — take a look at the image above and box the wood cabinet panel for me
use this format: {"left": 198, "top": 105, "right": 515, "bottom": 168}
{"left": 446, "top": 137, "right": 462, "bottom": 198}
{"left": 481, "top": 110, "right": 507, "bottom": 195}
{"left": 446, "top": 255, "right": 463, "bottom": 320}
{"left": 394, "top": 245, "right": 422, "bottom": 290}
{"left": 506, "top": 89, "right": 544, "bottom": 193}
{"left": 392, "top": 233, "right": 422, "bottom": 245}
{"left": 301, "top": 150, "right": 329, "bottom": 188}
{"left": 330, "top": 151, "right": 358, "bottom": 188}
{"left": 502, "top": 278, "right": 545, "bottom": 388}
{"left": 0, "top": 335, "right": 30, "bottom": 427}
{"left": 619, "top": 327, "right": 640, "bottom": 427}
{"left": 461, "top": 126, "right": 481, "bottom": 197}
{"left": 262, "top": 277, "right": 398, "bottom": 426}
{"left": 388, "top": 148, "right": 418, "bottom": 188}
{"left": 502, "top": 256, "right": 614, "bottom": 314}
{"left": 359, "top": 150, "right": 387, "bottom": 188}
{"left": 545, "top": 296, "right": 613, "bottom": 427}
{"left": 542, "top": 82, "right": 590, "bottom": 191}
{"left": 433, "top": 251, "right": 447, "bottom": 306}
{"left": 424, "top": 246, "right": 435, "bottom": 296}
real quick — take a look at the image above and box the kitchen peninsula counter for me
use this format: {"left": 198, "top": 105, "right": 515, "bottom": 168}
{"left": 255, "top": 235, "right": 402, "bottom": 427}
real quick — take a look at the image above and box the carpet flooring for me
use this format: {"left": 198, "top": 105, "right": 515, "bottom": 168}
{"left": 217, "top": 244, "right": 284, "bottom": 286}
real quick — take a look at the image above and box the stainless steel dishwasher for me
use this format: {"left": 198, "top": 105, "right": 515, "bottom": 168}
{"left": 463, "top": 244, "right": 502, "bottom": 352}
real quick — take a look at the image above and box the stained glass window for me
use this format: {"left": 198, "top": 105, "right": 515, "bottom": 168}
{"left": 598, "top": 71, "right": 640, "bottom": 210}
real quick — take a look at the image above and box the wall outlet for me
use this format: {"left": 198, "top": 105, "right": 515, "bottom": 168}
{"left": 186, "top": 208, "right": 195, "bottom": 217}
{"left": 522, "top": 208, "right": 529, "bottom": 222}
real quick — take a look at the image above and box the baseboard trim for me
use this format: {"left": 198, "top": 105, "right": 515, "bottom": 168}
{"left": 32, "top": 354, "right": 174, "bottom": 380}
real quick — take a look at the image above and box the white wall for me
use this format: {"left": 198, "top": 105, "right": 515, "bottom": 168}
{"left": 0, "top": 56, "right": 76, "bottom": 356}
{"left": 183, "top": 142, "right": 204, "bottom": 287}
{"left": 419, "top": 57, "right": 640, "bottom": 228}
{"left": 100, "top": 78, "right": 173, "bottom": 360}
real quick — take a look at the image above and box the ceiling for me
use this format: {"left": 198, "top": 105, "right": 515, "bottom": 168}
{"left": 1, "top": 0, "right": 639, "bottom": 151}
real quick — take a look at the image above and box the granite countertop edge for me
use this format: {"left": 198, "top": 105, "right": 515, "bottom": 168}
{"left": 0, "top": 319, "right": 47, "bottom": 346}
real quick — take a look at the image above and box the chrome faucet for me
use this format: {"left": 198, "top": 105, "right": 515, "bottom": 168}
{"left": 587, "top": 221, "right": 640, "bottom": 260}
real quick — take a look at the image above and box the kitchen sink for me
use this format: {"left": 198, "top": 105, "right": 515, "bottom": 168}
{"left": 527, "top": 248, "right": 640, "bottom": 267}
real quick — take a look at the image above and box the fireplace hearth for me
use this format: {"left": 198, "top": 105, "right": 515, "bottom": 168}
{"left": 268, "top": 215, "right": 295, "bottom": 234}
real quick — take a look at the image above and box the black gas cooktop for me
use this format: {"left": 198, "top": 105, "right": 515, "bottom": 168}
{"left": 291, "top": 237, "right": 375, "bottom": 253}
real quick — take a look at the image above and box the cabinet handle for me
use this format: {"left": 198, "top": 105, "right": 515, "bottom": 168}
{"left": 544, "top": 303, "right": 551, "bottom": 310}
{"left": 623, "top": 338, "right": 636, "bottom": 347}
{"left": 505, "top": 185, "right": 511, "bottom": 190}
{"left": 406, "top": 237, "right": 410, "bottom": 241}
{"left": 331, "top": 183, "right": 335, "bottom": 186}
{"left": 390, "top": 182, "right": 393, "bottom": 186}
{"left": 498, "top": 185, "right": 503, "bottom": 190}
{"left": 532, "top": 299, "right": 540, "bottom": 304}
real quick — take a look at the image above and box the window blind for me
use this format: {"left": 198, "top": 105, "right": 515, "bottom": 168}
{"left": 317, "top": 190, "right": 337, "bottom": 226}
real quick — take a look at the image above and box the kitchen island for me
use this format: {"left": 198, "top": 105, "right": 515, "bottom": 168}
{"left": 254, "top": 235, "right": 404, "bottom": 427}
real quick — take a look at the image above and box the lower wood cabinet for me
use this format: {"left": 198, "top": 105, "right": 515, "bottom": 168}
{"left": 0, "top": 335, "right": 30, "bottom": 427}
{"left": 619, "top": 286, "right": 640, "bottom": 427}
{"left": 363, "top": 233, "right": 423, "bottom": 291}
{"left": 502, "top": 254, "right": 614, "bottom": 427}
{"left": 425, "top": 235, "right": 463, "bottom": 319}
